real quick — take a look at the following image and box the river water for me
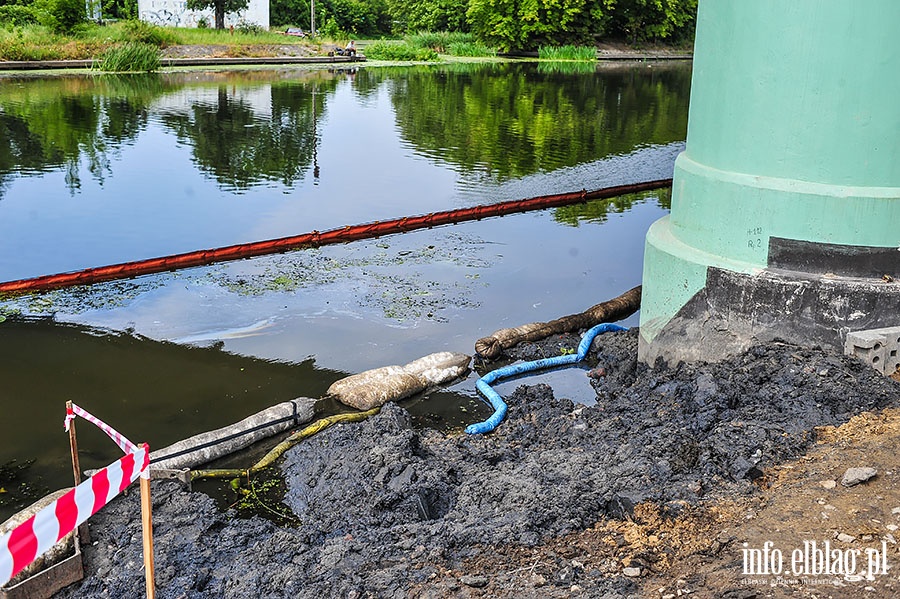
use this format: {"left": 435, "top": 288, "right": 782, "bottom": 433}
{"left": 0, "top": 60, "right": 690, "bottom": 519}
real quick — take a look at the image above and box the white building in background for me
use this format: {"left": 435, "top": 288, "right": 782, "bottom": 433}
{"left": 138, "top": 0, "right": 269, "bottom": 29}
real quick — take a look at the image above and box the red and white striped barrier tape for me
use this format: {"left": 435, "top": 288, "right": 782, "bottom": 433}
{"left": 0, "top": 444, "right": 149, "bottom": 587}
{"left": 65, "top": 403, "right": 138, "bottom": 455}
{"left": 0, "top": 405, "right": 149, "bottom": 588}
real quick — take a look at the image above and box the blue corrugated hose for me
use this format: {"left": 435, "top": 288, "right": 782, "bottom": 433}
{"left": 465, "top": 323, "right": 627, "bottom": 434}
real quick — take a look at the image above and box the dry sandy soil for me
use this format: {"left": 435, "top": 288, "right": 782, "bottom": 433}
{"left": 445, "top": 407, "right": 900, "bottom": 599}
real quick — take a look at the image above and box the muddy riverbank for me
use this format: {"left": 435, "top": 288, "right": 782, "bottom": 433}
{"left": 50, "top": 328, "right": 900, "bottom": 598}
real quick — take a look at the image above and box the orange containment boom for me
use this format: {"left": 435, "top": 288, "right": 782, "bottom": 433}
{"left": 0, "top": 179, "right": 672, "bottom": 295}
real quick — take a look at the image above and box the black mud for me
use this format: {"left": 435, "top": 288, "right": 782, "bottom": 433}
{"left": 54, "top": 330, "right": 899, "bottom": 598}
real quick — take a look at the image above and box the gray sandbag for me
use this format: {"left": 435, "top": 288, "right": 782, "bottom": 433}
{"left": 328, "top": 352, "right": 471, "bottom": 410}
{"left": 150, "top": 398, "right": 315, "bottom": 471}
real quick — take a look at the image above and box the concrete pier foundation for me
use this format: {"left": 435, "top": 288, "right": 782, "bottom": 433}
{"left": 638, "top": 0, "right": 900, "bottom": 366}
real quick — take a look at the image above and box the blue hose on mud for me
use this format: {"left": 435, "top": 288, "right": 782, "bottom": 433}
{"left": 465, "top": 323, "right": 626, "bottom": 435}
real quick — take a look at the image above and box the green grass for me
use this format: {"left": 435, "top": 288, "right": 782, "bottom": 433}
{"left": 97, "top": 41, "right": 160, "bottom": 71}
{"left": 447, "top": 41, "right": 496, "bottom": 57}
{"left": 404, "top": 30, "right": 472, "bottom": 53}
{"left": 0, "top": 25, "right": 108, "bottom": 60}
{"left": 363, "top": 41, "right": 438, "bottom": 61}
{"left": 0, "top": 21, "right": 316, "bottom": 61}
{"left": 538, "top": 44, "right": 597, "bottom": 61}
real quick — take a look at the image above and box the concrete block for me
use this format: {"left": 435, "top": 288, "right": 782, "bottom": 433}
{"left": 845, "top": 326, "right": 900, "bottom": 376}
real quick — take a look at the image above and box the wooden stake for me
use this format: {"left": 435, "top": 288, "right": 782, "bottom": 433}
{"left": 66, "top": 400, "right": 88, "bottom": 549}
{"left": 66, "top": 400, "right": 82, "bottom": 486}
{"left": 140, "top": 474, "right": 156, "bottom": 599}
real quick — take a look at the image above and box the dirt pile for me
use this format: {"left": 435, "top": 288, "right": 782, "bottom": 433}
{"left": 53, "top": 330, "right": 899, "bottom": 598}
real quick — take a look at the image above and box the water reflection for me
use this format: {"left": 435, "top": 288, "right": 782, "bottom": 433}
{"left": 158, "top": 80, "right": 333, "bottom": 189}
{"left": 381, "top": 62, "right": 691, "bottom": 180}
{"left": 0, "top": 62, "right": 690, "bottom": 194}
{"left": 0, "top": 62, "right": 690, "bottom": 520}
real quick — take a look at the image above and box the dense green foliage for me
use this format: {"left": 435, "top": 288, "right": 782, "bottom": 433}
{"left": 271, "top": 0, "right": 391, "bottom": 36}
{"left": 97, "top": 41, "right": 160, "bottom": 71}
{"left": 0, "top": 5, "right": 40, "bottom": 27}
{"left": 33, "top": 0, "right": 85, "bottom": 33}
{"left": 270, "top": 0, "right": 310, "bottom": 30}
{"left": 384, "top": 0, "right": 469, "bottom": 33}
{"left": 2, "top": 0, "right": 695, "bottom": 52}
{"left": 270, "top": 0, "right": 695, "bottom": 51}
{"left": 101, "top": 0, "right": 137, "bottom": 21}
{"left": 467, "top": 0, "right": 612, "bottom": 52}
{"left": 608, "top": 0, "right": 698, "bottom": 43}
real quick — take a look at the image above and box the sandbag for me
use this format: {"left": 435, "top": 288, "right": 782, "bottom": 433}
{"left": 474, "top": 285, "right": 641, "bottom": 359}
{"left": 150, "top": 398, "right": 316, "bottom": 471}
{"left": 328, "top": 352, "right": 471, "bottom": 410}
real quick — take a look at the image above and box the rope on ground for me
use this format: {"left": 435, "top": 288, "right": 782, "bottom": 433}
{"left": 190, "top": 407, "right": 381, "bottom": 481}
{"left": 474, "top": 285, "right": 641, "bottom": 360}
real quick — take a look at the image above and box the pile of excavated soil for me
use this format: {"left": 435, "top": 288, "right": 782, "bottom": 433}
{"left": 53, "top": 330, "right": 899, "bottom": 598}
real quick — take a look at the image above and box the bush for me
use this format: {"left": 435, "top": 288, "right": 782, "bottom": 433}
{"left": 363, "top": 40, "right": 437, "bottom": 61}
{"left": 538, "top": 45, "right": 596, "bottom": 61}
{"left": 447, "top": 41, "right": 495, "bottom": 57}
{"left": 98, "top": 41, "right": 160, "bottom": 71}
{"left": 122, "top": 19, "right": 177, "bottom": 46}
{"left": 0, "top": 5, "right": 41, "bottom": 27}
{"left": 319, "top": 17, "right": 344, "bottom": 40}
{"left": 35, "top": 0, "right": 86, "bottom": 33}
{"left": 236, "top": 20, "right": 263, "bottom": 34}
{"left": 405, "top": 30, "right": 471, "bottom": 53}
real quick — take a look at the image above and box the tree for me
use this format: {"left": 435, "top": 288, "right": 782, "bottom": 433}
{"left": 385, "top": 0, "right": 468, "bottom": 33}
{"left": 607, "top": 0, "right": 698, "bottom": 43}
{"left": 467, "top": 0, "right": 614, "bottom": 52}
{"left": 186, "top": 0, "right": 247, "bottom": 29}
{"left": 34, "top": 0, "right": 86, "bottom": 33}
{"left": 314, "top": 0, "right": 391, "bottom": 36}
{"left": 102, "top": 0, "right": 138, "bottom": 20}
{"left": 270, "top": 0, "right": 310, "bottom": 28}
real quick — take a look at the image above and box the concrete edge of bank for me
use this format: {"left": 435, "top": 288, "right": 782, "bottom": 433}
{"left": 0, "top": 52, "right": 690, "bottom": 72}
{"left": 0, "top": 55, "right": 366, "bottom": 71}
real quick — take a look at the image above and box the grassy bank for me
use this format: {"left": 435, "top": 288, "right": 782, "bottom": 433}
{"left": 0, "top": 21, "right": 317, "bottom": 61}
{"left": 0, "top": 22, "right": 690, "bottom": 66}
